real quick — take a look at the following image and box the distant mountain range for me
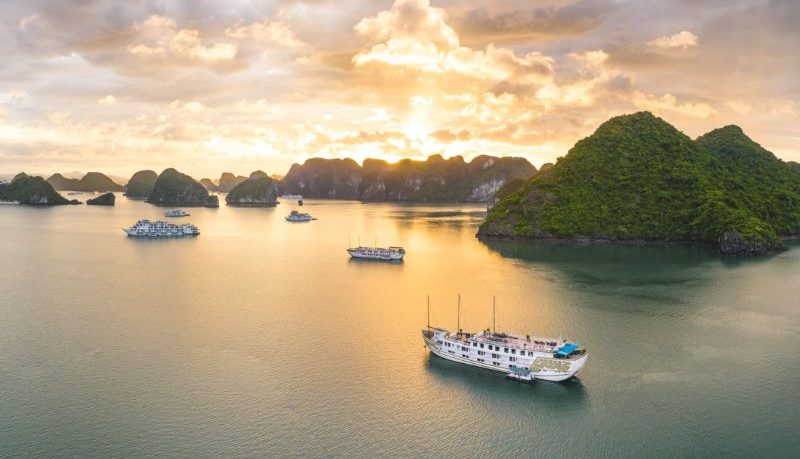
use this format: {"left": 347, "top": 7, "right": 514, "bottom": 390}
{"left": 479, "top": 112, "right": 800, "bottom": 255}
{"left": 279, "top": 154, "right": 536, "bottom": 201}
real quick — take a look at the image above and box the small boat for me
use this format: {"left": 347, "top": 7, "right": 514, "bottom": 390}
{"left": 280, "top": 194, "right": 303, "bottom": 200}
{"left": 165, "top": 209, "right": 190, "bottom": 217}
{"left": 123, "top": 219, "right": 199, "bottom": 237}
{"left": 67, "top": 191, "right": 83, "bottom": 196}
{"left": 285, "top": 210, "right": 315, "bottom": 222}
{"left": 347, "top": 246, "right": 405, "bottom": 261}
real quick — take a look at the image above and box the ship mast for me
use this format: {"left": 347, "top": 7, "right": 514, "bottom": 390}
{"left": 457, "top": 293, "right": 461, "bottom": 335}
{"left": 427, "top": 295, "right": 430, "bottom": 330}
{"left": 493, "top": 295, "right": 496, "bottom": 334}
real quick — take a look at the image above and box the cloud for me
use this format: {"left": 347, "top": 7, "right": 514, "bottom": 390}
{"left": 225, "top": 20, "right": 306, "bottom": 48}
{"left": 352, "top": 0, "right": 553, "bottom": 84}
{"left": 725, "top": 100, "right": 751, "bottom": 115}
{"left": 98, "top": 94, "right": 117, "bottom": 105}
{"left": 18, "top": 14, "right": 38, "bottom": 30}
{"left": 648, "top": 31, "right": 698, "bottom": 50}
{"left": 632, "top": 91, "right": 716, "bottom": 118}
{"left": 127, "top": 15, "right": 237, "bottom": 64}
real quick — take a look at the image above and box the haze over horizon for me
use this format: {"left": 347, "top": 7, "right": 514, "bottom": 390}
{"left": 1, "top": 0, "right": 798, "bottom": 178}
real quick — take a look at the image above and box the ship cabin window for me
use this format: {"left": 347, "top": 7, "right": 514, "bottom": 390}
{"left": 462, "top": 354, "right": 469, "bottom": 359}
{"left": 508, "top": 364, "right": 513, "bottom": 369}
{"left": 478, "top": 351, "right": 485, "bottom": 356}
{"left": 509, "top": 357, "right": 517, "bottom": 362}
{"left": 511, "top": 349, "right": 516, "bottom": 355}
{"left": 471, "top": 341, "right": 476, "bottom": 347}
{"left": 491, "top": 353, "right": 499, "bottom": 359}
{"left": 480, "top": 344, "right": 484, "bottom": 349}
{"left": 504, "top": 348, "right": 509, "bottom": 353}
{"left": 493, "top": 361, "right": 500, "bottom": 366}
{"left": 477, "top": 358, "right": 484, "bottom": 363}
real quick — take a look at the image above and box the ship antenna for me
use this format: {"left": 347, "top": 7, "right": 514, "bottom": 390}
{"left": 427, "top": 295, "right": 430, "bottom": 330}
{"left": 493, "top": 295, "right": 496, "bottom": 334}
{"left": 457, "top": 293, "right": 461, "bottom": 335}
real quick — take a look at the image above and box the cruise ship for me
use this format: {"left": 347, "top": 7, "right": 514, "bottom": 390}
{"left": 347, "top": 246, "right": 405, "bottom": 261}
{"left": 285, "top": 210, "right": 315, "bottom": 222}
{"left": 124, "top": 219, "right": 200, "bottom": 237}
{"left": 422, "top": 298, "right": 588, "bottom": 382}
{"left": 165, "top": 209, "right": 190, "bottom": 217}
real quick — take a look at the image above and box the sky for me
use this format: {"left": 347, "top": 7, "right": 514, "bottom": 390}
{"left": 0, "top": 0, "right": 798, "bottom": 179}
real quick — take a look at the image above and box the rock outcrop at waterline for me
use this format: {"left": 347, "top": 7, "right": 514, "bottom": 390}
{"left": 146, "top": 168, "right": 219, "bottom": 207}
{"left": 225, "top": 170, "right": 279, "bottom": 207}
{"left": 0, "top": 173, "right": 79, "bottom": 205}
{"left": 47, "top": 172, "right": 125, "bottom": 192}
{"left": 478, "top": 112, "right": 800, "bottom": 256}
{"left": 279, "top": 154, "right": 536, "bottom": 202}
{"left": 87, "top": 192, "right": 115, "bottom": 206}
{"left": 124, "top": 170, "right": 158, "bottom": 198}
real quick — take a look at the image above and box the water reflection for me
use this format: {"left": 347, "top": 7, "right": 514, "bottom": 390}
{"left": 424, "top": 353, "right": 589, "bottom": 410}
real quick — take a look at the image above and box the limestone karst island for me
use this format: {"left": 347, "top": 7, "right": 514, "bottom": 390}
{"left": 1, "top": 1, "right": 799, "bottom": 458}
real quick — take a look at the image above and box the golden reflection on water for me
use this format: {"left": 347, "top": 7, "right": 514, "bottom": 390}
{"left": 1, "top": 195, "right": 800, "bottom": 457}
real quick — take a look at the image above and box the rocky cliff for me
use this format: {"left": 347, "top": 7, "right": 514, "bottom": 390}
{"left": 146, "top": 168, "right": 218, "bottom": 207}
{"left": 279, "top": 155, "right": 535, "bottom": 202}
{"left": 225, "top": 171, "right": 279, "bottom": 207}
{"left": 124, "top": 170, "right": 158, "bottom": 198}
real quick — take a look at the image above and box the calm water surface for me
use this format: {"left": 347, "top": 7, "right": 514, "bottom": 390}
{"left": 1, "top": 196, "right": 799, "bottom": 458}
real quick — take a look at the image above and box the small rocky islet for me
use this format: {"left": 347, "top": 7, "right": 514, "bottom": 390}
{"left": 87, "top": 192, "right": 115, "bottom": 206}
{"left": 225, "top": 171, "right": 279, "bottom": 207}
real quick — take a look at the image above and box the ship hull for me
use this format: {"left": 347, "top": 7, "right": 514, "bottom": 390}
{"left": 423, "top": 332, "right": 586, "bottom": 382}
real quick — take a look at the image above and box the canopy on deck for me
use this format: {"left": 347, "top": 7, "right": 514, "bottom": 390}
{"left": 555, "top": 343, "right": 579, "bottom": 357}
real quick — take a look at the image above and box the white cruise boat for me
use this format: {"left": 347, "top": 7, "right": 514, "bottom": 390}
{"left": 422, "top": 298, "right": 588, "bottom": 382}
{"left": 165, "top": 209, "right": 190, "bottom": 217}
{"left": 123, "top": 219, "right": 200, "bottom": 237}
{"left": 285, "top": 210, "right": 314, "bottom": 222}
{"left": 280, "top": 194, "right": 303, "bottom": 200}
{"left": 347, "top": 246, "right": 405, "bottom": 261}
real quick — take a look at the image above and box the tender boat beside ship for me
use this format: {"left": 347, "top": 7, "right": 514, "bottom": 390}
{"left": 124, "top": 219, "right": 199, "bottom": 237}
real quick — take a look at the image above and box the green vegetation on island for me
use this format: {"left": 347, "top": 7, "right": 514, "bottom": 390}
{"left": 47, "top": 172, "right": 124, "bottom": 192}
{"left": 146, "top": 168, "right": 219, "bottom": 207}
{"left": 87, "top": 192, "right": 115, "bottom": 206}
{"left": 478, "top": 112, "right": 800, "bottom": 255}
{"left": 279, "top": 154, "right": 536, "bottom": 202}
{"left": 124, "top": 170, "right": 158, "bottom": 198}
{"left": 225, "top": 170, "right": 279, "bottom": 206}
{"left": 0, "top": 173, "right": 78, "bottom": 205}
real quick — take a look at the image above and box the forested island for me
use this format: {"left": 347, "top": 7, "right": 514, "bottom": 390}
{"left": 0, "top": 173, "right": 78, "bottom": 205}
{"left": 478, "top": 112, "right": 800, "bottom": 255}
{"left": 225, "top": 171, "right": 279, "bottom": 206}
